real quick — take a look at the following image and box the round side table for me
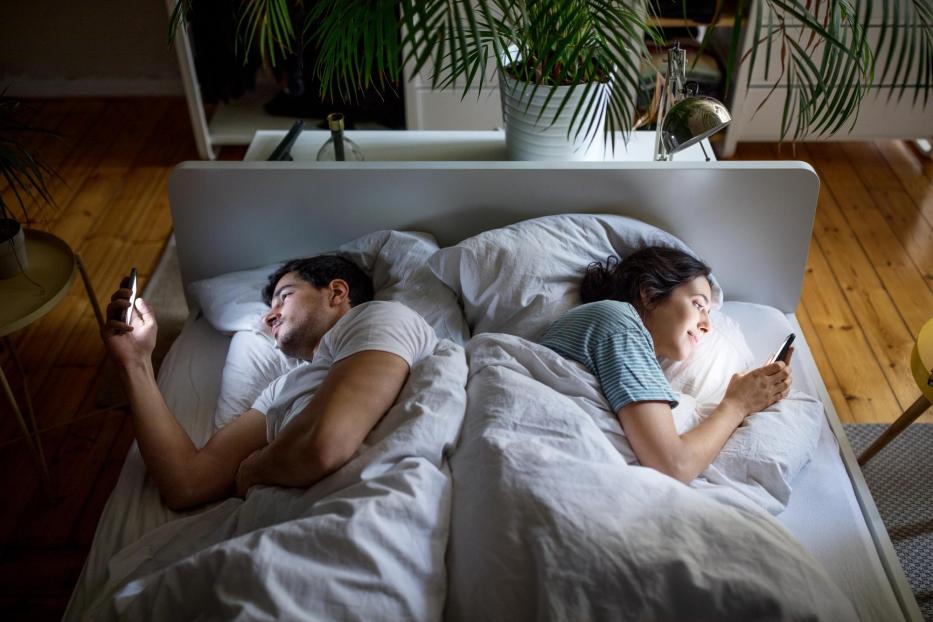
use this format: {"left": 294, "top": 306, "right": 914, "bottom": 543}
{"left": 858, "top": 316, "right": 933, "bottom": 465}
{"left": 0, "top": 229, "right": 104, "bottom": 485}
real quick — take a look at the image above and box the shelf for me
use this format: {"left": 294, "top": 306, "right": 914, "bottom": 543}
{"left": 651, "top": 15, "right": 737, "bottom": 28}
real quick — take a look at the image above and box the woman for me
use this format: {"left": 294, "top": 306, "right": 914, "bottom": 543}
{"left": 539, "top": 246, "right": 792, "bottom": 483}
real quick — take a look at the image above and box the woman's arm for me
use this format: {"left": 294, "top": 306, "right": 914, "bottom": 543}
{"left": 618, "top": 360, "right": 793, "bottom": 483}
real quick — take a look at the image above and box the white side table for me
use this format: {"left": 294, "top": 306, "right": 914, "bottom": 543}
{"left": 0, "top": 230, "right": 104, "bottom": 487}
{"left": 244, "top": 129, "right": 716, "bottom": 162}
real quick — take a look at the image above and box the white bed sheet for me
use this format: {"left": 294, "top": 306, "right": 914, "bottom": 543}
{"left": 66, "top": 315, "right": 228, "bottom": 619}
{"left": 68, "top": 305, "right": 905, "bottom": 620}
{"left": 725, "top": 302, "right": 904, "bottom": 621}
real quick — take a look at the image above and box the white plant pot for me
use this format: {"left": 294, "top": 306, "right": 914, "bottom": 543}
{"left": 498, "top": 70, "right": 609, "bottom": 161}
{"left": 0, "top": 219, "right": 28, "bottom": 279}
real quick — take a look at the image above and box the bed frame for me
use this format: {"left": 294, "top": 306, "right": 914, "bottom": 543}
{"left": 168, "top": 160, "right": 920, "bottom": 620}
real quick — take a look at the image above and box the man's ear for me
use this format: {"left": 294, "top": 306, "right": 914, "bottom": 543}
{"left": 328, "top": 279, "right": 351, "bottom": 306}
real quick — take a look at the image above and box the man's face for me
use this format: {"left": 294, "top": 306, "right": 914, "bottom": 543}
{"left": 264, "top": 272, "right": 339, "bottom": 359}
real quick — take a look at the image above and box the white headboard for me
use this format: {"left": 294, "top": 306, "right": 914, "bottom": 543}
{"left": 168, "top": 160, "right": 818, "bottom": 313}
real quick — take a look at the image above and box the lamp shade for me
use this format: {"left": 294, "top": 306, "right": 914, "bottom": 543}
{"left": 661, "top": 96, "right": 731, "bottom": 154}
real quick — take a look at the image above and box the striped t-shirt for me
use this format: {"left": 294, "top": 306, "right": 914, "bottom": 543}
{"left": 539, "top": 300, "right": 678, "bottom": 412}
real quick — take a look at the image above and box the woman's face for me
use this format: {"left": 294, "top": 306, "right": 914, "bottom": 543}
{"left": 641, "top": 276, "right": 712, "bottom": 361}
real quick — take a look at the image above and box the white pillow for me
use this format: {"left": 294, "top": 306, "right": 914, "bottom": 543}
{"left": 189, "top": 230, "right": 469, "bottom": 431}
{"left": 213, "top": 331, "right": 301, "bottom": 429}
{"left": 700, "top": 390, "right": 823, "bottom": 514}
{"left": 338, "top": 230, "right": 469, "bottom": 344}
{"left": 427, "top": 213, "right": 722, "bottom": 340}
{"left": 659, "top": 306, "right": 821, "bottom": 514}
{"left": 188, "top": 266, "right": 271, "bottom": 335}
{"left": 188, "top": 230, "right": 469, "bottom": 343}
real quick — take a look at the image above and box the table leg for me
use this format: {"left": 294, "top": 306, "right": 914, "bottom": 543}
{"left": 1, "top": 338, "right": 50, "bottom": 485}
{"left": 75, "top": 253, "right": 104, "bottom": 329}
{"left": 858, "top": 394, "right": 932, "bottom": 466}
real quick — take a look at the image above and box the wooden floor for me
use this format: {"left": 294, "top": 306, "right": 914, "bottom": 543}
{"left": 0, "top": 98, "right": 930, "bottom": 618}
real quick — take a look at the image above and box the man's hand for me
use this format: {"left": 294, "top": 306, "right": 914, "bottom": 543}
{"left": 101, "top": 276, "right": 158, "bottom": 371}
{"left": 235, "top": 449, "right": 262, "bottom": 498}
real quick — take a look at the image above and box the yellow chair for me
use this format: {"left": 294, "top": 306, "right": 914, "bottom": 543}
{"left": 858, "top": 316, "right": 933, "bottom": 466}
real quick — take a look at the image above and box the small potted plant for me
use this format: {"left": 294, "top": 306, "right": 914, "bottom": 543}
{"left": 0, "top": 93, "right": 58, "bottom": 278}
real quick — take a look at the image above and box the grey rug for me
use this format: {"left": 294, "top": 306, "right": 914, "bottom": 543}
{"left": 845, "top": 423, "right": 933, "bottom": 620}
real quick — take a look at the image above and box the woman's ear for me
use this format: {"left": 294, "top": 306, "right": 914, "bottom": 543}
{"left": 638, "top": 285, "right": 652, "bottom": 311}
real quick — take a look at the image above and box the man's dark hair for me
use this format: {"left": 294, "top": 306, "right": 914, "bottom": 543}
{"left": 580, "top": 246, "right": 711, "bottom": 310}
{"left": 262, "top": 255, "right": 374, "bottom": 307}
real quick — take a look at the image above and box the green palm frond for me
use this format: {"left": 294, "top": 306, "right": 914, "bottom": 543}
{"left": 167, "top": 0, "right": 194, "bottom": 44}
{"left": 237, "top": 0, "right": 296, "bottom": 67}
{"left": 166, "top": 1, "right": 931, "bottom": 146}
{"left": 0, "top": 94, "right": 60, "bottom": 223}
{"left": 720, "top": 0, "right": 931, "bottom": 141}
{"left": 307, "top": 0, "right": 402, "bottom": 103}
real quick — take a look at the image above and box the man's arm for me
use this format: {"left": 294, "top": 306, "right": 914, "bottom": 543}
{"left": 122, "top": 359, "right": 266, "bottom": 508}
{"left": 236, "top": 349, "right": 410, "bottom": 494}
{"left": 103, "top": 285, "right": 267, "bottom": 510}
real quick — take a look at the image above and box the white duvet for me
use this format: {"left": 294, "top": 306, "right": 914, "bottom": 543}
{"left": 446, "top": 333, "right": 855, "bottom": 620}
{"left": 79, "top": 339, "right": 467, "bottom": 621}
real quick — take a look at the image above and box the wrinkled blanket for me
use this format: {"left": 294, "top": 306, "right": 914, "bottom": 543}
{"left": 445, "top": 334, "right": 854, "bottom": 621}
{"left": 79, "top": 340, "right": 467, "bottom": 621}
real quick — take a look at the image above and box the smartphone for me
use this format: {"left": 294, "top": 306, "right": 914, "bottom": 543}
{"left": 125, "top": 267, "right": 138, "bottom": 324}
{"left": 768, "top": 333, "right": 796, "bottom": 365}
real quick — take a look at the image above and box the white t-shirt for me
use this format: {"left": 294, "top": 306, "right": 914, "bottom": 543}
{"left": 252, "top": 300, "right": 438, "bottom": 441}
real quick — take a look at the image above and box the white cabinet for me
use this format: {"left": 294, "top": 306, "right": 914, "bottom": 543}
{"left": 719, "top": 1, "right": 931, "bottom": 156}
{"left": 404, "top": 82, "right": 503, "bottom": 130}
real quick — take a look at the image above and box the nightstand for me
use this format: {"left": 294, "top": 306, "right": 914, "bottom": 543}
{"left": 0, "top": 230, "right": 104, "bottom": 485}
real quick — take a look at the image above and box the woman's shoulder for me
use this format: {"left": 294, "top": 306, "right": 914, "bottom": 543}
{"left": 574, "top": 300, "right": 640, "bottom": 323}
{"left": 540, "top": 299, "right": 645, "bottom": 349}
{"left": 548, "top": 300, "right": 644, "bottom": 335}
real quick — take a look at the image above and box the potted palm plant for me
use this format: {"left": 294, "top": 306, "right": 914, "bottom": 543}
{"left": 0, "top": 94, "right": 57, "bottom": 278}
{"left": 169, "top": 1, "right": 931, "bottom": 159}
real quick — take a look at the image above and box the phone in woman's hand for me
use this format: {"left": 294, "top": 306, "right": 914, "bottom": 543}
{"left": 768, "top": 333, "right": 795, "bottom": 364}
{"left": 125, "top": 267, "right": 138, "bottom": 324}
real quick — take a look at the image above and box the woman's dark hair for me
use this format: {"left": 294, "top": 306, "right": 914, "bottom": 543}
{"left": 580, "top": 246, "right": 711, "bottom": 310}
{"left": 262, "top": 255, "right": 374, "bottom": 307}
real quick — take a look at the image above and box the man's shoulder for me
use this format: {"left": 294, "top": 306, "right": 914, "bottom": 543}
{"left": 346, "top": 300, "right": 430, "bottom": 327}
{"left": 327, "top": 300, "right": 436, "bottom": 349}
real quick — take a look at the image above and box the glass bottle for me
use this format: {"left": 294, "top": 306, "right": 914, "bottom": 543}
{"left": 316, "top": 113, "right": 364, "bottom": 161}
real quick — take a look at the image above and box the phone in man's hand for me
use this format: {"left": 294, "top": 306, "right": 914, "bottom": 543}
{"left": 125, "top": 267, "right": 138, "bottom": 324}
{"left": 768, "top": 333, "right": 795, "bottom": 365}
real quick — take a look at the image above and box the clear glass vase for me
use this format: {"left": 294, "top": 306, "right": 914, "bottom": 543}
{"left": 316, "top": 113, "right": 364, "bottom": 161}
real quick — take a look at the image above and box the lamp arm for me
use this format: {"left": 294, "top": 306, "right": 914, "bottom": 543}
{"left": 654, "top": 43, "right": 687, "bottom": 161}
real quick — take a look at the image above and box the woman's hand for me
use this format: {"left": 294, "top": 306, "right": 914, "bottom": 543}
{"left": 722, "top": 354, "right": 793, "bottom": 415}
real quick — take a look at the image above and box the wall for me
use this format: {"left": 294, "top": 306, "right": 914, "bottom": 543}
{"left": 0, "top": 0, "right": 182, "bottom": 96}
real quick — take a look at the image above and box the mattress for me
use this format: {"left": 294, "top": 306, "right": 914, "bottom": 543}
{"left": 66, "top": 304, "right": 905, "bottom": 620}
{"left": 724, "top": 302, "right": 903, "bottom": 620}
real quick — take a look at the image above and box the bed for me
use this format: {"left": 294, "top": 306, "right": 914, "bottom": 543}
{"left": 65, "top": 160, "right": 920, "bottom": 620}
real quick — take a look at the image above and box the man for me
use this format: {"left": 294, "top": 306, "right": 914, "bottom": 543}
{"left": 102, "top": 255, "right": 437, "bottom": 510}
